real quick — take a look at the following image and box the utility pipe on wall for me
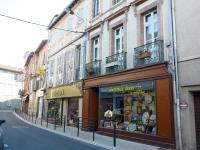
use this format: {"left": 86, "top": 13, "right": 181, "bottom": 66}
{"left": 170, "top": 0, "right": 182, "bottom": 149}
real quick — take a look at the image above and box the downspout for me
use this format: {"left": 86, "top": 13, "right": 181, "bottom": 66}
{"left": 170, "top": 0, "right": 182, "bottom": 149}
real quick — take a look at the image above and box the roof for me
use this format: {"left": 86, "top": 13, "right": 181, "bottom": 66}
{"left": 0, "top": 64, "right": 23, "bottom": 73}
{"left": 48, "top": 0, "right": 79, "bottom": 30}
{"left": 35, "top": 40, "right": 48, "bottom": 54}
{"left": 24, "top": 52, "right": 34, "bottom": 67}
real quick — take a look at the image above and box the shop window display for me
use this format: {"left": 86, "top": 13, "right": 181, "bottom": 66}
{"left": 99, "top": 80, "right": 156, "bottom": 135}
{"left": 67, "top": 99, "right": 79, "bottom": 125}
{"left": 47, "top": 100, "right": 60, "bottom": 118}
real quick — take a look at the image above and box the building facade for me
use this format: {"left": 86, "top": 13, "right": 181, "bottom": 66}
{"left": 174, "top": 0, "right": 200, "bottom": 149}
{"left": 23, "top": 52, "right": 37, "bottom": 115}
{"left": 82, "top": 0, "right": 175, "bottom": 149}
{"left": 46, "top": 0, "right": 89, "bottom": 125}
{"left": 34, "top": 40, "right": 48, "bottom": 119}
{"left": 0, "top": 65, "right": 22, "bottom": 109}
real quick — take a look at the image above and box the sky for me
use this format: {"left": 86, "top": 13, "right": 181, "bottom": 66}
{"left": 0, "top": 0, "right": 72, "bottom": 68}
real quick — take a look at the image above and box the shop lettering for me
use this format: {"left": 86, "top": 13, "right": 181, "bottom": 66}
{"left": 129, "top": 90, "right": 145, "bottom": 95}
{"left": 52, "top": 89, "right": 65, "bottom": 98}
{"left": 108, "top": 86, "right": 143, "bottom": 93}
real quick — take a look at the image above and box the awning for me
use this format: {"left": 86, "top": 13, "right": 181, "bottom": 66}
{"left": 46, "top": 83, "right": 82, "bottom": 100}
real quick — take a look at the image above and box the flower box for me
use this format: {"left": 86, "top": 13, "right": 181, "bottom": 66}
{"left": 139, "top": 51, "right": 151, "bottom": 59}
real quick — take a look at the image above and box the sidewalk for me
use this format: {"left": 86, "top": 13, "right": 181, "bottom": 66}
{"left": 14, "top": 112, "right": 166, "bottom": 150}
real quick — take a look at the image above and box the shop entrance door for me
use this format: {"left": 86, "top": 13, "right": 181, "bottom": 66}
{"left": 194, "top": 92, "right": 200, "bottom": 150}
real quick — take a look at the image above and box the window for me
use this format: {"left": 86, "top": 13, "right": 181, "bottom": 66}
{"left": 76, "top": 46, "right": 81, "bottom": 80}
{"left": 77, "top": 8, "right": 84, "bottom": 24}
{"left": 99, "top": 81, "right": 156, "bottom": 135}
{"left": 65, "top": 50, "right": 73, "bottom": 84}
{"left": 144, "top": 11, "right": 158, "bottom": 43}
{"left": 76, "top": 46, "right": 81, "bottom": 68}
{"left": 93, "top": 0, "right": 100, "bottom": 17}
{"left": 93, "top": 37, "right": 99, "bottom": 61}
{"left": 114, "top": 26, "right": 124, "bottom": 53}
{"left": 113, "top": 0, "right": 121, "bottom": 5}
{"left": 56, "top": 55, "right": 63, "bottom": 85}
{"left": 67, "top": 18, "right": 74, "bottom": 30}
{"left": 49, "top": 60, "right": 54, "bottom": 87}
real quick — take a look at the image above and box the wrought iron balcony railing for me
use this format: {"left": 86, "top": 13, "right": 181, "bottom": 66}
{"left": 105, "top": 52, "right": 127, "bottom": 74}
{"left": 85, "top": 60, "right": 101, "bottom": 78}
{"left": 134, "top": 40, "right": 164, "bottom": 68}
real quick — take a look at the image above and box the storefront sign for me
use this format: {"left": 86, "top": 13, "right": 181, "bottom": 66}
{"left": 107, "top": 85, "right": 144, "bottom": 95}
{"left": 46, "top": 82, "right": 82, "bottom": 99}
{"left": 36, "top": 69, "right": 46, "bottom": 75}
{"left": 52, "top": 89, "right": 65, "bottom": 98}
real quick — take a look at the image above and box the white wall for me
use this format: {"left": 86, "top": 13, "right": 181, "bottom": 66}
{"left": 0, "top": 70, "right": 22, "bottom": 101}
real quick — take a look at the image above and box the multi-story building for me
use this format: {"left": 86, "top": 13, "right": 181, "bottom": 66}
{"left": 0, "top": 64, "right": 22, "bottom": 109}
{"left": 173, "top": 0, "right": 200, "bottom": 149}
{"left": 82, "top": 0, "right": 176, "bottom": 149}
{"left": 23, "top": 52, "right": 37, "bottom": 115}
{"left": 46, "top": 0, "right": 88, "bottom": 125}
{"left": 34, "top": 40, "right": 48, "bottom": 119}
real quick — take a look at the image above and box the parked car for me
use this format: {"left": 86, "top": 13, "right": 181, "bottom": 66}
{"left": 0, "top": 120, "right": 5, "bottom": 150}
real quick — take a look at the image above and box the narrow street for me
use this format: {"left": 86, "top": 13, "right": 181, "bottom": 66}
{"left": 0, "top": 112, "right": 107, "bottom": 150}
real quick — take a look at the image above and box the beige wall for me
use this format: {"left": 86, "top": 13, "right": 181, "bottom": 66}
{"left": 175, "top": 0, "right": 200, "bottom": 86}
{"left": 86, "top": 0, "right": 173, "bottom": 74}
{"left": 175, "top": 0, "right": 200, "bottom": 149}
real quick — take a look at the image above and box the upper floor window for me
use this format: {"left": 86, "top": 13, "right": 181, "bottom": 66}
{"left": 76, "top": 46, "right": 81, "bottom": 68}
{"left": 67, "top": 18, "right": 74, "bottom": 30}
{"left": 56, "top": 55, "right": 63, "bottom": 85}
{"left": 114, "top": 26, "right": 124, "bottom": 53}
{"left": 93, "top": 0, "right": 100, "bottom": 17}
{"left": 93, "top": 37, "right": 99, "bottom": 61}
{"left": 113, "top": 0, "right": 121, "bottom": 5}
{"left": 77, "top": 8, "right": 84, "bottom": 24}
{"left": 144, "top": 11, "right": 158, "bottom": 43}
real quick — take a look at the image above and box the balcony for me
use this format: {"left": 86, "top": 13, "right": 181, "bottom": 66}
{"left": 85, "top": 60, "right": 101, "bottom": 78}
{"left": 106, "top": 52, "right": 127, "bottom": 74}
{"left": 134, "top": 40, "right": 164, "bottom": 68}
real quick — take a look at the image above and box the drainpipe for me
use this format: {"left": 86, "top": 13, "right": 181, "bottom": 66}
{"left": 170, "top": 0, "right": 182, "bottom": 149}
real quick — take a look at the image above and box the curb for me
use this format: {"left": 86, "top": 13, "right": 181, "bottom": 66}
{"left": 13, "top": 112, "right": 116, "bottom": 150}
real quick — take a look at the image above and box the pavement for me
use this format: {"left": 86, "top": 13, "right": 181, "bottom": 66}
{"left": 12, "top": 111, "right": 166, "bottom": 150}
{"left": 0, "top": 111, "right": 107, "bottom": 150}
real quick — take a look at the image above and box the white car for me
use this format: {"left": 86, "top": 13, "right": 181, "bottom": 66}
{"left": 0, "top": 120, "right": 5, "bottom": 150}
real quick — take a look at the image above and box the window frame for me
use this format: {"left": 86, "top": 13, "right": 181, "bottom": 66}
{"left": 93, "top": 0, "right": 100, "bottom": 17}
{"left": 113, "top": 0, "right": 121, "bottom": 5}
{"left": 114, "top": 25, "right": 124, "bottom": 54}
{"left": 144, "top": 10, "right": 158, "bottom": 44}
{"left": 93, "top": 37, "right": 100, "bottom": 61}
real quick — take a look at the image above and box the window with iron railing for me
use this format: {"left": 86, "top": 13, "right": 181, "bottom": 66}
{"left": 106, "top": 52, "right": 126, "bottom": 74}
{"left": 85, "top": 60, "right": 101, "bottom": 78}
{"left": 113, "top": 0, "right": 121, "bottom": 5}
{"left": 134, "top": 40, "right": 164, "bottom": 68}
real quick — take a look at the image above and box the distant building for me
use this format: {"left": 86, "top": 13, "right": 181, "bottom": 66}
{"left": 0, "top": 64, "right": 23, "bottom": 109}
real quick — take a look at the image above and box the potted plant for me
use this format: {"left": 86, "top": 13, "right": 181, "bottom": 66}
{"left": 139, "top": 49, "right": 151, "bottom": 59}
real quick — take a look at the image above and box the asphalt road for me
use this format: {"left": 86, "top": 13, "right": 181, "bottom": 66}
{"left": 0, "top": 112, "right": 107, "bottom": 150}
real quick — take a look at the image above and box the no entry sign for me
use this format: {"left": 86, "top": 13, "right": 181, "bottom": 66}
{"left": 179, "top": 101, "right": 188, "bottom": 111}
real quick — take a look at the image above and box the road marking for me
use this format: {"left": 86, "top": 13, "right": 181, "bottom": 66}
{"left": 11, "top": 125, "right": 29, "bottom": 129}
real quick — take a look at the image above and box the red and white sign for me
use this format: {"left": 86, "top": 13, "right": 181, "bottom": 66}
{"left": 179, "top": 101, "right": 188, "bottom": 111}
